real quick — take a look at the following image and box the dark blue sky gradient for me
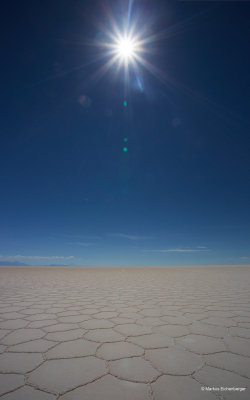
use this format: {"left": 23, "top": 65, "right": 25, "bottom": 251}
{"left": 0, "top": 0, "right": 249, "bottom": 266}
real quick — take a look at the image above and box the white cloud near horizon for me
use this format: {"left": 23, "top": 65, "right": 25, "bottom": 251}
{"left": 0, "top": 255, "right": 75, "bottom": 261}
{"left": 107, "top": 233, "right": 153, "bottom": 240}
{"left": 66, "top": 242, "right": 95, "bottom": 247}
{"left": 62, "top": 234, "right": 101, "bottom": 240}
{"left": 143, "top": 248, "right": 209, "bottom": 253}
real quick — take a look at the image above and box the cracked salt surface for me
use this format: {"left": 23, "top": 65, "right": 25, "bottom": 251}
{"left": 0, "top": 265, "right": 249, "bottom": 399}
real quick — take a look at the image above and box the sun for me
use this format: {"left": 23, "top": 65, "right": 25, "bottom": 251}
{"left": 109, "top": 32, "right": 140, "bottom": 66}
{"left": 91, "top": 3, "right": 164, "bottom": 84}
{"left": 116, "top": 37, "right": 135, "bottom": 61}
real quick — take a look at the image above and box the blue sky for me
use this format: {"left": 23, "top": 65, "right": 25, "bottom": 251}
{"left": 0, "top": 0, "right": 249, "bottom": 266}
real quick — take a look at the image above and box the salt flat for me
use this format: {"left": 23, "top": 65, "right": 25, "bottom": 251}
{"left": 0, "top": 266, "right": 249, "bottom": 400}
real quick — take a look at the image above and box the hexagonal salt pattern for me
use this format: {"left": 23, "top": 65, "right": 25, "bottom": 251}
{"left": 60, "top": 374, "right": 149, "bottom": 400}
{"left": 0, "top": 352, "right": 43, "bottom": 373}
{"left": 152, "top": 375, "right": 216, "bottom": 400}
{"left": 0, "top": 265, "right": 249, "bottom": 399}
{"left": 28, "top": 357, "right": 107, "bottom": 394}
{"left": 46, "top": 338, "right": 99, "bottom": 359}
{"left": 0, "top": 374, "right": 25, "bottom": 396}
{"left": 176, "top": 334, "right": 226, "bottom": 354}
{"left": 0, "top": 386, "right": 56, "bottom": 399}
{"left": 145, "top": 348, "right": 203, "bottom": 375}
{"left": 96, "top": 341, "right": 144, "bottom": 360}
{"left": 109, "top": 357, "right": 160, "bottom": 382}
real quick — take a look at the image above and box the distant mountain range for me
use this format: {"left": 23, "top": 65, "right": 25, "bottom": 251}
{"left": 47, "top": 264, "right": 74, "bottom": 266}
{"left": 0, "top": 261, "right": 74, "bottom": 266}
{"left": 0, "top": 261, "right": 28, "bottom": 266}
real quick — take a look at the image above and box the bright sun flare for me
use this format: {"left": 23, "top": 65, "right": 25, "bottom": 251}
{"left": 117, "top": 38, "right": 135, "bottom": 60}
{"left": 93, "top": 4, "right": 162, "bottom": 83}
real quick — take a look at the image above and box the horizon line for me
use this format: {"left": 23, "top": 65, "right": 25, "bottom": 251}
{"left": 0, "top": 264, "right": 250, "bottom": 268}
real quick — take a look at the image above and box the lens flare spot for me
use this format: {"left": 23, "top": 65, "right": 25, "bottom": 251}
{"left": 123, "top": 147, "right": 128, "bottom": 152}
{"left": 78, "top": 95, "right": 92, "bottom": 109}
{"left": 122, "top": 358, "right": 129, "bottom": 368}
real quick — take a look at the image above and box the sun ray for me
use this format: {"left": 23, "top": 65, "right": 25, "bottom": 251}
{"left": 87, "top": 2, "right": 169, "bottom": 90}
